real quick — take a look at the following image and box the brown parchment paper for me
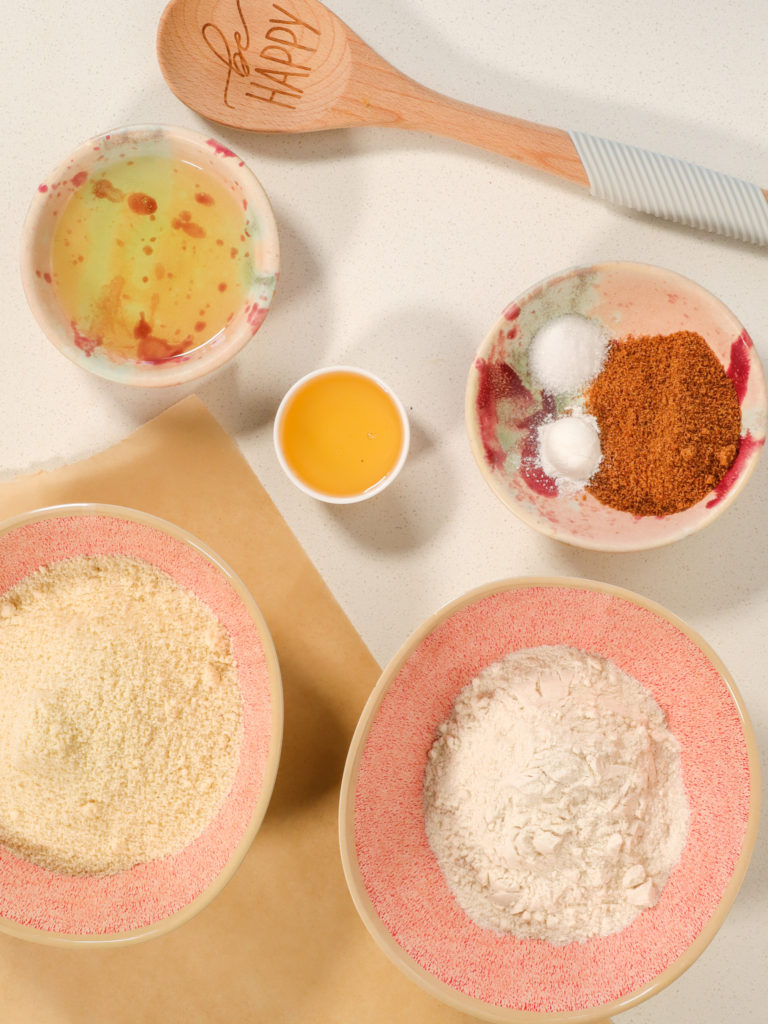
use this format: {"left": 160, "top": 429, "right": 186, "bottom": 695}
{"left": 0, "top": 396, "right": 474, "bottom": 1024}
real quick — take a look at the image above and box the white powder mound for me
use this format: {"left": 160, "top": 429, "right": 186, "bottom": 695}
{"left": 0, "top": 555, "right": 243, "bottom": 876}
{"left": 423, "top": 646, "right": 689, "bottom": 944}
{"left": 529, "top": 314, "right": 610, "bottom": 394}
{"left": 538, "top": 411, "right": 602, "bottom": 489}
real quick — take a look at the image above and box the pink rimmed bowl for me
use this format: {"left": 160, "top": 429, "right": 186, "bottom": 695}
{"left": 339, "top": 577, "right": 759, "bottom": 1023}
{"left": 20, "top": 125, "right": 279, "bottom": 387}
{"left": 0, "top": 504, "right": 282, "bottom": 946}
{"left": 465, "top": 262, "right": 767, "bottom": 551}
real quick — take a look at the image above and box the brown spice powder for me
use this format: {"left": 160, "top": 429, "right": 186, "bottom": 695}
{"left": 585, "top": 331, "right": 741, "bottom": 516}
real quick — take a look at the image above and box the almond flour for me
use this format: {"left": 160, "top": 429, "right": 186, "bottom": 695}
{"left": 0, "top": 554, "right": 242, "bottom": 876}
{"left": 424, "top": 646, "right": 689, "bottom": 944}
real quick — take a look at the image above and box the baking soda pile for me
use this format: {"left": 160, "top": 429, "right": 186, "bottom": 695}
{"left": 537, "top": 411, "right": 602, "bottom": 490}
{"left": 0, "top": 555, "right": 243, "bottom": 876}
{"left": 423, "top": 646, "right": 689, "bottom": 944}
{"left": 529, "top": 314, "right": 609, "bottom": 490}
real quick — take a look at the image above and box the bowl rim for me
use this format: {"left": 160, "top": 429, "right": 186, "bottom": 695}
{"left": 273, "top": 364, "right": 411, "bottom": 504}
{"left": 0, "top": 502, "right": 283, "bottom": 947}
{"left": 338, "top": 575, "right": 761, "bottom": 1023}
{"left": 465, "top": 260, "right": 767, "bottom": 552}
{"left": 19, "top": 123, "right": 281, "bottom": 389}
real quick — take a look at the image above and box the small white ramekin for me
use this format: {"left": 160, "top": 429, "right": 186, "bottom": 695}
{"left": 273, "top": 366, "right": 410, "bottom": 504}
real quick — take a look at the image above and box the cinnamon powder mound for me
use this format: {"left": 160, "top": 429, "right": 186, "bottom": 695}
{"left": 585, "top": 331, "right": 741, "bottom": 516}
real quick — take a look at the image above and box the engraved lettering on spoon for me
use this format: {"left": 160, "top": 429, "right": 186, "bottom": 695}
{"left": 202, "top": 2, "right": 320, "bottom": 110}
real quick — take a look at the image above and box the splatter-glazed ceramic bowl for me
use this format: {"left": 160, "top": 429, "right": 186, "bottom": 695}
{"left": 339, "top": 577, "right": 759, "bottom": 1023}
{"left": 0, "top": 504, "right": 282, "bottom": 946}
{"left": 21, "top": 125, "right": 279, "bottom": 387}
{"left": 465, "top": 262, "right": 767, "bottom": 551}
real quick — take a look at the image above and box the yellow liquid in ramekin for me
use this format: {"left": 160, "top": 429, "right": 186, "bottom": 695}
{"left": 280, "top": 372, "right": 405, "bottom": 497}
{"left": 50, "top": 155, "right": 252, "bottom": 362}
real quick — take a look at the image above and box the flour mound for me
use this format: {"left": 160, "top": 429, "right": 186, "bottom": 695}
{"left": 0, "top": 555, "right": 243, "bottom": 876}
{"left": 423, "top": 645, "right": 689, "bottom": 944}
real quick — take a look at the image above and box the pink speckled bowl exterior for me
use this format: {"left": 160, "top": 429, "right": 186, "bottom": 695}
{"left": 0, "top": 504, "right": 282, "bottom": 946}
{"left": 466, "top": 262, "right": 767, "bottom": 551}
{"left": 339, "top": 578, "right": 759, "bottom": 1023}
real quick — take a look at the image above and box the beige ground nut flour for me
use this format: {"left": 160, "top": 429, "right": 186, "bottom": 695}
{"left": 424, "top": 646, "right": 689, "bottom": 944}
{"left": 0, "top": 555, "right": 242, "bottom": 876}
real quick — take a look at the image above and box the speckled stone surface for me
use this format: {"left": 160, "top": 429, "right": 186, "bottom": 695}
{"left": 3, "top": 1, "right": 767, "bottom": 1019}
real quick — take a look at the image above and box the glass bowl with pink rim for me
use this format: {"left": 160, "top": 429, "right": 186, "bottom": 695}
{"left": 339, "top": 577, "right": 760, "bottom": 1023}
{"left": 465, "top": 261, "right": 767, "bottom": 551}
{"left": 20, "top": 125, "right": 279, "bottom": 387}
{"left": 0, "top": 503, "right": 282, "bottom": 946}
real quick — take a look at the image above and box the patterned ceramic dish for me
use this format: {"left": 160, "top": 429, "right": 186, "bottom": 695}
{"left": 465, "top": 262, "right": 767, "bottom": 551}
{"left": 339, "top": 577, "right": 759, "bottom": 1023}
{"left": 0, "top": 504, "right": 282, "bottom": 946}
{"left": 20, "top": 125, "right": 279, "bottom": 387}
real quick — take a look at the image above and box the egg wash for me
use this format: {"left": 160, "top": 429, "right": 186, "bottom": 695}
{"left": 280, "top": 371, "right": 405, "bottom": 497}
{"left": 50, "top": 155, "right": 254, "bottom": 362}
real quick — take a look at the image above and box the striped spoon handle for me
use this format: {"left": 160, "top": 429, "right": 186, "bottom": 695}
{"left": 569, "top": 131, "right": 768, "bottom": 245}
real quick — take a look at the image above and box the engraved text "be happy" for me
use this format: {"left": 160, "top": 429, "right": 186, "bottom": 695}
{"left": 202, "top": 2, "right": 319, "bottom": 110}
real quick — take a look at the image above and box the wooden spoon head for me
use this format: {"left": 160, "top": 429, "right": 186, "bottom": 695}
{"left": 157, "top": 0, "right": 380, "bottom": 132}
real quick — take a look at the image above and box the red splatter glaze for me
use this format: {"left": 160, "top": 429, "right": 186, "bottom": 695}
{"left": 474, "top": 355, "right": 559, "bottom": 496}
{"left": 71, "top": 323, "right": 100, "bottom": 356}
{"left": 705, "top": 432, "right": 764, "bottom": 508}
{"left": 38, "top": 184, "right": 49, "bottom": 194}
{"left": 503, "top": 302, "right": 521, "bottom": 322}
{"left": 128, "top": 192, "right": 158, "bottom": 215}
{"left": 172, "top": 215, "right": 205, "bottom": 238}
{"left": 206, "top": 139, "right": 237, "bottom": 159}
{"left": 133, "top": 314, "right": 190, "bottom": 362}
{"left": 519, "top": 398, "right": 558, "bottom": 496}
{"left": 71, "top": 171, "right": 88, "bottom": 188}
{"left": 726, "top": 331, "right": 752, "bottom": 403}
{"left": 133, "top": 314, "right": 152, "bottom": 340}
{"left": 43, "top": 272, "right": 52, "bottom": 284}
{"left": 474, "top": 357, "right": 531, "bottom": 468}
{"left": 195, "top": 192, "right": 214, "bottom": 206}
{"left": 246, "top": 303, "right": 267, "bottom": 330}
{"left": 92, "top": 179, "right": 124, "bottom": 203}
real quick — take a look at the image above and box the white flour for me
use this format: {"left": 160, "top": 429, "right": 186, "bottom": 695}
{"left": 423, "top": 646, "right": 689, "bottom": 943}
{"left": 0, "top": 555, "right": 242, "bottom": 876}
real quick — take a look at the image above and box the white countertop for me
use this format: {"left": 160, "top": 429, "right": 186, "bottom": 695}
{"left": 3, "top": 0, "right": 766, "bottom": 1019}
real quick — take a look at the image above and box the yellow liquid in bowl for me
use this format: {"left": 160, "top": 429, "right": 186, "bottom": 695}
{"left": 280, "top": 372, "right": 405, "bottom": 497}
{"left": 50, "top": 155, "right": 252, "bottom": 362}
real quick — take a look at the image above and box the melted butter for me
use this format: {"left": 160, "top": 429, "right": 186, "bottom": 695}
{"left": 50, "top": 155, "right": 253, "bottom": 362}
{"left": 280, "top": 371, "right": 405, "bottom": 497}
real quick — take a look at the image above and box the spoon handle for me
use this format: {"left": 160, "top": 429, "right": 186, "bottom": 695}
{"left": 378, "top": 65, "right": 768, "bottom": 246}
{"left": 569, "top": 131, "right": 768, "bottom": 246}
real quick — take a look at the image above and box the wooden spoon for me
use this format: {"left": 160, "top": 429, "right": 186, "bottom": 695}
{"left": 157, "top": 0, "right": 768, "bottom": 244}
